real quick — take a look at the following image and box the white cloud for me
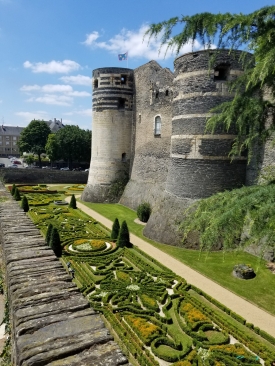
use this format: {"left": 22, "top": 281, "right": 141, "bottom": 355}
{"left": 27, "top": 94, "right": 73, "bottom": 106}
{"left": 82, "top": 31, "right": 100, "bottom": 46}
{"left": 23, "top": 60, "right": 81, "bottom": 74}
{"left": 64, "top": 108, "right": 92, "bottom": 117}
{"left": 16, "top": 111, "right": 49, "bottom": 122}
{"left": 82, "top": 25, "right": 201, "bottom": 61}
{"left": 59, "top": 74, "right": 92, "bottom": 86}
{"left": 21, "top": 83, "right": 91, "bottom": 107}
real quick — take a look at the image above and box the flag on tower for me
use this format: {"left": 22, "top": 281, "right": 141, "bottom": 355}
{"left": 118, "top": 52, "right": 128, "bottom": 61}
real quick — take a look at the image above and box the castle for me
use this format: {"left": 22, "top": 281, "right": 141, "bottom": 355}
{"left": 82, "top": 49, "right": 268, "bottom": 246}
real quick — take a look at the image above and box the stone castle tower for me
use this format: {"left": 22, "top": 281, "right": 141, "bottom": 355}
{"left": 82, "top": 50, "right": 253, "bottom": 245}
{"left": 82, "top": 67, "right": 134, "bottom": 202}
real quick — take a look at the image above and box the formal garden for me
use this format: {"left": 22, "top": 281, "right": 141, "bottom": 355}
{"left": 8, "top": 184, "right": 275, "bottom": 365}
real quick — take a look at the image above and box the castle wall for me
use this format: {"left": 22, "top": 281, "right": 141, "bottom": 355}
{"left": 82, "top": 67, "right": 134, "bottom": 202}
{"left": 166, "top": 50, "right": 249, "bottom": 199}
{"left": 120, "top": 61, "right": 173, "bottom": 209}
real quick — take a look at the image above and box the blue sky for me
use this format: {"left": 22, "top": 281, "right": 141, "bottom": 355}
{"left": 0, "top": 0, "right": 273, "bottom": 130}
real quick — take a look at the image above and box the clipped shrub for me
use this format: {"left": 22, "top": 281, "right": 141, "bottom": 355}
{"left": 111, "top": 218, "right": 120, "bottom": 240}
{"left": 117, "top": 221, "right": 130, "bottom": 248}
{"left": 21, "top": 195, "right": 29, "bottom": 212}
{"left": 49, "top": 227, "right": 62, "bottom": 257}
{"left": 11, "top": 183, "right": 16, "bottom": 196}
{"left": 46, "top": 223, "right": 53, "bottom": 245}
{"left": 137, "top": 202, "right": 151, "bottom": 223}
{"left": 69, "top": 194, "right": 77, "bottom": 209}
{"left": 13, "top": 187, "right": 21, "bottom": 201}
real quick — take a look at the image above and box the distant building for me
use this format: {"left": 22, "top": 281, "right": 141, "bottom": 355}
{"left": 44, "top": 118, "right": 64, "bottom": 132}
{"left": 0, "top": 125, "right": 24, "bottom": 157}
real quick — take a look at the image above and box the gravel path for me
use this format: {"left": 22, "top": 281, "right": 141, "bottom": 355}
{"left": 71, "top": 199, "right": 275, "bottom": 338}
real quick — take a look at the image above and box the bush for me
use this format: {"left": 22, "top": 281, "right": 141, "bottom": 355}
{"left": 13, "top": 187, "right": 21, "bottom": 201}
{"left": 11, "top": 184, "right": 16, "bottom": 196}
{"left": 137, "top": 202, "right": 151, "bottom": 223}
{"left": 111, "top": 218, "right": 120, "bottom": 240}
{"left": 46, "top": 223, "right": 53, "bottom": 245}
{"left": 69, "top": 194, "right": 77, "bottom": 209}
{"left": 21, "top": 196, "right": 29, "bottom": 212}
{"left": 49, "top": 227, "right": 62, "bottom": 257}
{"left": 117, "top": 221, "right": 130, "bottom": 248}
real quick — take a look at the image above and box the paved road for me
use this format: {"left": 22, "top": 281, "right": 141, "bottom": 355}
{"left": 0, "top": 157, "right": 24, "bottom": 168}
{"left": 67, "top": 198, "right": 275, "bottom": 338}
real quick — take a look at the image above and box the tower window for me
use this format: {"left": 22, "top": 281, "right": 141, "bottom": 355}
{"left": 214, "top": 64, "right": 230, "bottom": 81}
{"left": 165, "top": 90, "right": 169, "bottom": 96}
{"left": 121, "top": 75, "right": 127, "bottom": 85}
{"left": 94, "top": 79, "right": 98, "bottom": 88}
{"left": 155, "top": 91, "right": 159, "bottom": 99}
{"left": 154, "top": 116, "right": 161, "bottom": 136}
{"left": 118, "top": 98, "right": 125, "bottom": 110}
{"left": 122, "top": 152, "right": 127, "bottom": 162}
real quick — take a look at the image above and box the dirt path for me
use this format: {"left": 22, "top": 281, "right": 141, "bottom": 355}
{"left": 69, "top": 198, "right": 275, "bottom": 338}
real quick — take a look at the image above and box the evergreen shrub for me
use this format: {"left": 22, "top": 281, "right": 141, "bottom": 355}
{"left": 50, "top": 227, "right": 62, "bottom": 257}
{"left": 69, "top": 194, "right": 77, "bottom": 209}
{"left": 46, "top": 223, "right": 53, "bottom": 245}
{"left": 117, "top": 220, "right": 130, "bottom": 248}
{"left": 137, "top": 202, "right": 151, "bottom": 223}
{"left": 111, "top": 218, "right": 120, "bottom": 240}
{"left": 11, "top": 184, "right": 16, "bottom": 196}
{"left": 13, "top": 187, "right": 21, "bottom": 201}
{"left": 21, "top": 195, "right": 29, "bottom": 212}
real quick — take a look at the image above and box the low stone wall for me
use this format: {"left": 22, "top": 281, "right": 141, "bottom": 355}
{"left": 0, "top": 185, "right": 129, "bottom": 366}
{"left": 0, "top": 169, "right": 88, "bottom": 184}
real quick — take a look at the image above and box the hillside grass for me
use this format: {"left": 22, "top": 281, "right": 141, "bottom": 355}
{"left": 79, "top": 200, "right": 275, "bottom": 315}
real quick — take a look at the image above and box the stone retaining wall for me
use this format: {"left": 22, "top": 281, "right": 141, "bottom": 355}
{"left": 0, "top": 184, "right": 129, "bottom": 366}
{"left": 0, "top": 169, "right": 88, "bottom": 184}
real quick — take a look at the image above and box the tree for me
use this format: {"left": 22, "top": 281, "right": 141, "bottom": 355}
{"left": 117, "top": 220, "right": 130, "bottom": 248}
{"left": 11, "top": 183, "right": 16, "bottom": 196}
{"left": 46, "top": 223, "right": 53, "bottom": 245}
{"left": 137, "top": 202, "right": 151, "bottom": 223}
{"left": 13, "top": 187, "right": 21, "bottom": 201}
{"left": 51, "top": 126, "right": 91, "bottom": 169}
{"left": 49, "top": 227, "right": 62, "bottom": 257}
{"left": 25, "top": 155, "right": 35, "bottom": 167}
{"left": 45, "top": 134, "right": 60, "bottom": 166}
{"left": 69, "top": 194, "right": 77, "bottom": 209}
{"left": 146, "top": 6, "right": 275, "bottom": 159}
{"left": 111, "top": 218, "right": 120, "bottom": 240}
{"left": 21, "top": 196, "right": 29, "bottom": 212}
{"left": 18, "top": 120, "right": 51, "bottom": 167}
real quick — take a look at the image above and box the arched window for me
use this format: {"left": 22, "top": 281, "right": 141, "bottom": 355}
{"left": 154, "top": 116, "right": 161, "bottom": 136}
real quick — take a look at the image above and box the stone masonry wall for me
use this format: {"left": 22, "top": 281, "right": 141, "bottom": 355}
{"left": 166, "top": 50, "right": 250, "bottom": 199}
{"left": 0, "top": 169, "right": 88, "bottom": 184}
{"left": 120, "top": 61, "right": 173, "bottom": 209}
{"left": 0, "top": 184, "right": 129, "bottom": 366}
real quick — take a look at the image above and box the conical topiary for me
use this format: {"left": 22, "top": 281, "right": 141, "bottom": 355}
{"left": 13, "top": 187, "right": 21, "bottom": 201}
{"left": 11, "top": 183, "right": 16, "bottom": 196}
{"left": 111, "top": 218, "right": 120, "bottom": 240}
{"left": 117, "top": 220, "right": 130, "bottom": 248}
{"left": 46, "top": 223, "right": 53, "bottom": 245}
{"left": 21, "top": 195, "right": 29, "bottom": 212}
{"left": 69, "top": 194, "right": 77, "bottom": 209}
{"left": 49, "top": 227, "right": 62, "bottom": 257}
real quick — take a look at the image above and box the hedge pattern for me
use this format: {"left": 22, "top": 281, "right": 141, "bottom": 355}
{"left": 21, "top": 186, "right": 275, "bottom": 365}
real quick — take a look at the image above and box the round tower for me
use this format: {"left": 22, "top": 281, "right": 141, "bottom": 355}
{"left": 82, "top": 67, "right": 134, "bottom": 202}
{"left": 166, "top": 49, "right": 251, "bottom": 199}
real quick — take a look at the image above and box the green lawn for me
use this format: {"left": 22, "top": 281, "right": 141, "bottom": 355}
{"left": 79, "top": 200, "right": 275, "bottom": 316}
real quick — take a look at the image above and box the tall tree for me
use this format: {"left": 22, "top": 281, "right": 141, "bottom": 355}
{"left": 117, "top": 221, "right": 130, "bottom": 248}
{"left": 53, "top": 125, "right": 91, "bottom": 168}
{"left": 111, "top": 218, "right": 120, "bottom": 240}
{"left": 146, "top": 6, "right": 275, "bottom": 159}
{"left": 45, "top": 134, "right": 60, "bottom": 166}
{"left": 18, "top": 120, "right": 51, "bottom": 167}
